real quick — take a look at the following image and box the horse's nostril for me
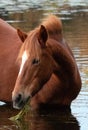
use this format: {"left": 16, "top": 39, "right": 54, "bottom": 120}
{"left": 13, "top": 93, "right": 24, "bottom": 109}
{"left": 15, "top": 93, "right": 22, "bottom": 103}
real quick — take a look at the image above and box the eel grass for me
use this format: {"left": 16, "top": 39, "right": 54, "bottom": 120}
{"left": 9, "top": 100, "right": 30, "bottom": 121}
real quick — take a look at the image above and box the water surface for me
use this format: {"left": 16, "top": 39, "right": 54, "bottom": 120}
{"left": 0, "top": 0, "right": 88, "bottom": 130}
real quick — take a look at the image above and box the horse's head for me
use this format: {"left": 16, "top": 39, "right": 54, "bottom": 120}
{"left": 12, "top": 25, "right": 57, "bottom": 109}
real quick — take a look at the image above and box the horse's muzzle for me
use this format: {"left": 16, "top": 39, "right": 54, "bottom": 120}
{"left": 12, "top": 93, "right": 30, "bottom": 110}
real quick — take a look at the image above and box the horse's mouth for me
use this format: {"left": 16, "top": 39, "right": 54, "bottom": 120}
{"left": 13, "top": 96, "right": 30, "bottom": 110}
{"left": 13, "top": 100, "right": 24, "bottom": 110}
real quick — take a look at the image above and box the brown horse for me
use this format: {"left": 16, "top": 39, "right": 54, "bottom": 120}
{"left": 0, "top": 18, "right": 22, "bottom": 102}
{"left": 0, "top": 15, "right": 81, "bottom": 111}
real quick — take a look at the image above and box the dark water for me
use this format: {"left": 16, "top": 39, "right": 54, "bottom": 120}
{"left": 0, "top": 0, "right": 88, "bottom": 130}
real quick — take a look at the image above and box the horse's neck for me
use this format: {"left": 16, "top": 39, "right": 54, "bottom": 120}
{"left": 48, "top": 39, "right": 78, "bottom": 83}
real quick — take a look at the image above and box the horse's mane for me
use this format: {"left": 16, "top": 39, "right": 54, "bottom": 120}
{"left": 41, "top": 15, "right": 63, "bottom": 40}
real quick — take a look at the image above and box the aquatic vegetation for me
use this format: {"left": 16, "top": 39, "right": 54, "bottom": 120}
{"left": 9, "top": 101, "right": 30, "bottom": 121}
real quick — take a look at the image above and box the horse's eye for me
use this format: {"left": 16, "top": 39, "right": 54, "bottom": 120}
{"left": 32, "top": 59, "right": 40, "bottom": 64}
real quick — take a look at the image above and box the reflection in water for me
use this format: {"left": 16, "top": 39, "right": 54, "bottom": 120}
{"left": 0, "top": 105, "right": 18, "bottom": 130}
{"left": 0, "top": 105, "right": 80, "bottom": 130}
{"left": 18, "top": 114, "right": 79, "bottom": 130}
{"left": 0, "top": 0, "right": 88, "bottom": 130}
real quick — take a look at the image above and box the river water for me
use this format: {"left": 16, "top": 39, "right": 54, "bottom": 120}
{"left": 0, "top": 0, "right": 88, "bottom": 130}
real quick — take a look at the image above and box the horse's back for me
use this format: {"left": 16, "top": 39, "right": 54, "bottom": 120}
{"left": 0, "top": 19, "right": 21, "bottom": 102}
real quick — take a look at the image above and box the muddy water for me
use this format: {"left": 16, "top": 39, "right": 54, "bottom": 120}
{"left": 0, "top": 0, "right": 88, "bottom": 130}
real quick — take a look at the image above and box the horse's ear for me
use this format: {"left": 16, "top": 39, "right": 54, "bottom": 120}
{"left": 17, "top": 29, "right": 28, "bottom": 42}
{"left": 38, "top": 25, "right": 48, "bottom": 48}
